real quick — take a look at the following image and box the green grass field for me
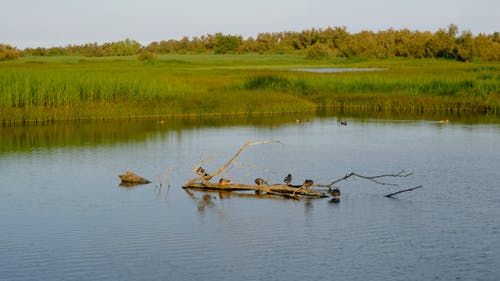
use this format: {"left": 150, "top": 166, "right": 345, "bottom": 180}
{"left": 1, "top": 54, "right": 499, "bottom": 123}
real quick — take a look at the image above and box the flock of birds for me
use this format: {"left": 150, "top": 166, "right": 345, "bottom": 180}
{"left": 195, "top": 167, "right": 341, "bottom": 197}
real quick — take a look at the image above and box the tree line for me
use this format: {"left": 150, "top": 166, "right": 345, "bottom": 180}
{"left": 2, "top": 25, "right": 499, "bottom": 61}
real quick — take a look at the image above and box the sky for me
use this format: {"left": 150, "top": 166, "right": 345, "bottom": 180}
{"left": 2, "top": 0, "right": 499, "bottom": 49}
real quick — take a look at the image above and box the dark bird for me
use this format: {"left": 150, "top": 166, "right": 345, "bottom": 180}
{"left": 196, "top": 166, "right": 206, "bottom": 176}
{"left": 201, "top": 173, "right": 213, "bottom": 183}
{"left": 302, "top": 179, "right": 314, "bottom": 188}
{"left": 255, "top": 178, "right": 266, "bottom": 186}
{"left": 284, "top": 174, "right": 292, "bottom": 185}
{"left": 329, "top": 188, "right": 341, "bottom": 197}
{"left": 219, "top": 178, "right": 231, "bottom": 185}
{"left": 340, "top": 121, "right": 347, "bottom": 126}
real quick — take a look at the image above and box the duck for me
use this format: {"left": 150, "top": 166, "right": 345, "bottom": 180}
{"left": 284, "top": 174, "right": 292, "bottom": 185}
{"left": 196, "top": 166, "right": 206, "bottom": 176}
{"left": 328, "top": 188, "right": 341, "bottom": 197}
{"left": 219, "top": 178, "right": 231, "bottom": 185}
{"left": 340, "top": 121, "right": 347, "bottom": 126}
{"left": 255, "top": 178, "right": 266, "bottom": 186}
{"left": 302, "top": 179, "right": 314, "bottom": 188}
{"left": 201, "top": 173, "right": 213, "bottom": 183}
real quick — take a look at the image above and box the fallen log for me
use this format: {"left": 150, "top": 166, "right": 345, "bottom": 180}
{"left": 183, "top": 141, "right": 421, "bottom": 200}
{"left": 183, "top": 182, "right": 328, "bottom": 199}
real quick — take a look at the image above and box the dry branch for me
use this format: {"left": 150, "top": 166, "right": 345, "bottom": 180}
{"left": 316, "top": 170, "right": 413, "bottom": 188}
{"left": 385, "top": 185, "right": 423, "bottom": 198}
{"left": 185, "top": 141, "right": 280, "bottom": 186}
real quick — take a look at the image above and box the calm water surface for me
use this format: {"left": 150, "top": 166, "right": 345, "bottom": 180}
{"left": 1, "top": 116, "right": 499, "bottom": 281}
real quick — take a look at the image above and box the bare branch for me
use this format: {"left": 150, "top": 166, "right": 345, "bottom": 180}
{"left": 316, "top": 170, "right": 414, "bottom": 188}
{"left": 185, "top": 141, "right": 281, "bottom": 186}
{"left": 385, "top": 185, "right": 423, "bottom": 198}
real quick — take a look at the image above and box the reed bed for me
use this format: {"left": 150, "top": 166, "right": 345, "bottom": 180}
{"left": 1, "top": 55, "right": 499, "bottom": 123}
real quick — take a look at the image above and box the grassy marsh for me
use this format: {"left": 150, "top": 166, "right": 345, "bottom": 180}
{"left": 1, "top": 54, "right": 499, "bottom": 124}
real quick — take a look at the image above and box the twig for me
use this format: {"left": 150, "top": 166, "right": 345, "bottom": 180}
{"left": 385, "top": 185, "right": 423, "bottom": 198}
{"left": 316, "top": 170, "right": 414, "bottom": 188}
{"left": 191, "top": 153, "right": 219, "bottom": 174}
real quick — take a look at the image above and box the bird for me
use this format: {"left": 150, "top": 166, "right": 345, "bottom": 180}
{"left": 255, "top": 178, "right": 266, "bottom": 186}
{"left": 201, "top": 173, "right": 213, "bottom": 183}
{"left": 284, "top": 174, "right": 292, "bottom": 185}
{"left": 196, "top": 166, "right": 206, "bottom": 176}
{"left": 302, "top": 179, "right": 314, "bottom": 188}
{"left": 219, "top": 178, "right": 231, "bottom": 185}
{"left": 329, "top": 188, "right": 341, "bottom": 197}
{"left": 340, "top": 121, "right": 347, "bottom": 126}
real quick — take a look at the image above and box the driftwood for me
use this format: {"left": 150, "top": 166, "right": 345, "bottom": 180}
{"left": 385, "top": 185, "right": 423, "bottom": 198}
{"left": 184, "top": 182, "right": 328, "bottom": 199}
{"left": 185, "top": 141, "right": 280, "bottom": 187}
{"left": 182, "top": 141, "right": 421, "bottom": 199}
{"left": 314, "top": 170, "right": 414, "bottom": 188}
{"left": 119, "top": 171, "right": 151, "bottom": 185}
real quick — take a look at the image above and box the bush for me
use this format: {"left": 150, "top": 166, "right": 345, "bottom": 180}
{"left": 0, "top": 44, "right": 22, "bottom": 61}
{"left": 214, "top": 34, "right": 241, "bottom": 54}
{"left": 138, "top": 51, "right": 157, "bottom": 61}
{"left": 305, "top": 43, "right": 334, "bottom": 60}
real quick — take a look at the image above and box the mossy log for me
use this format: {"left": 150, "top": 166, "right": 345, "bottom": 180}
{"left": 183, "top": 182, "right": 328, "bottom": 199}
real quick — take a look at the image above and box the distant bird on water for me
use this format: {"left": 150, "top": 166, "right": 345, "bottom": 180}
{"left": 284, "top": 174, "right": 292, "bottom": 185}
{"left": 340, "top": 121, "right": 347, "bottom": 126}
{"left": 302, "top": 179, "right": 314, "bottom": 188}
{"left": 329, "top": 188, "right": 341, "bottom": 197}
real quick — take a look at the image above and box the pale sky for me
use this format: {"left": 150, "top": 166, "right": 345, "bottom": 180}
{"left": 2, "top": 0, "right": 499, "bottom": 49}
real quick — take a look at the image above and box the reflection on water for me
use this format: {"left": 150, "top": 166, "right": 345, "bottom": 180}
{"left": 1, "top": 113, "right": 500, "bottom": 281}
{"left": 292, "top": 67, "right": 387, "bottom": 73}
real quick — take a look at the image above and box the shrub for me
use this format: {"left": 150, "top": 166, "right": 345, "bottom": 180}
{"left": 305, "top": 43, "right": 333, "bottom": 60}
{"left": 0, "top": 44, "right": 22, "bottom": 61}
{"left": 138, "top": 51, "right": 158, "bottom": 61}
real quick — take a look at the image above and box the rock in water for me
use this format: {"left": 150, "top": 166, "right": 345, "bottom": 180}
{"left": 118, "top": 171, "right": 151, "bottom": 184}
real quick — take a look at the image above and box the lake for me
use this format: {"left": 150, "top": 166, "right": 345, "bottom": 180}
{"left": 1, "top": 114, "right": 499, "bottom": 281}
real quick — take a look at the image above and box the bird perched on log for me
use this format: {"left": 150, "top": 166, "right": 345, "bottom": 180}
{"left": 219, "top": 178, "right": 231, "bottom": 185}
{"left": 284, "top": 174, "right": 292, "bottom": 185}
{"left": 255, "top": 178, "right": 266, "bottom": 186}
{"left": 329, "top": 188, "right": 341, "bottom": 197}
{"left": 302, "top": 179, "right": 314, "bottom": 188}
{"left": 201, "top": 173, "right": 213, "bottom": 183}
{"left": 196, "top": 166, "right": 206, "bottom": 176}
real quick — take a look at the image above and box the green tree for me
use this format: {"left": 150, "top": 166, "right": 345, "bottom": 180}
{"left": 213, "top": 33, "right": 241, "bottom": 54}
{"left": 111, "top": 39, "right": 142, "bottom": 56}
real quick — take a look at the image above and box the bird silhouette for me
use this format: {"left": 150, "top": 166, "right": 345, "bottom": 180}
{"left": 196, "top": 166, "right": 206, "bottom": 176}
{"left": 329, "top": 188, "right": 341, "bottom": 197}
{"left": 219, "top": 178, "right": 231, "bottom": 185}
{"left": 255, "top": 178, "right": 266, "bottom": 185}
{"left": 284, "top": 174, "right": 292, "bottom": 185}
{"left": 201, "top": 173, "right": 213, "bottom": 183}
{"left": 302, "top": 179, "right": 314, "bottom": 188}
